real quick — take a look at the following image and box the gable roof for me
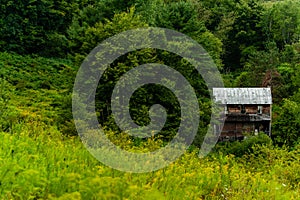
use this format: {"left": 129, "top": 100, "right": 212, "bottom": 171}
{"left": 213, "top": 88, "right": 272, "bottom": 105}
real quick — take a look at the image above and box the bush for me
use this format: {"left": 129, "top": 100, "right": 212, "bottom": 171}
{"left": 214, "top": 133, "right": 273, "bottom": 157}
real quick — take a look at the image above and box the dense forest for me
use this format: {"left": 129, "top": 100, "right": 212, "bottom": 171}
{"left": 1, "top": 0, "right": 300, "bottom": 199}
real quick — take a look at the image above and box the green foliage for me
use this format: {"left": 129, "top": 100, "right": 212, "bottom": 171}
{"left": 202, "top": 0, "right": 266, "bottom": 70}
{"left": 94, "top": 48, "right": 212, "bottom": 145}
{"left": 275, "top": 62, "right": 297, "bottom": 99}
{"left": 236, "top": 42, "right": 281, "bottom": 89}
{"left": 68, "top": 7, "right": 148, "bottom": 65}
{"left": 0, "top": 52, "right": 76, "bottom": 135}
{"left": 0, "top": 0, "right": 77, "bottom": 57}
{"left": 240, "top": 145, "right": 300, "bottom": 188}
{"left": 67, "top": 5, "right": 216, "bottom": 145}
{"left": 214, "top": 134, "right": 273, "bottom": 157}
{"left": 0, "top": 0, "right": 299, "bottom": 144}
{"left": 234, "top": 71, "right": 257, "bottom": 87}
{"left": 151, "top": 1, "right": 202, "bottom": 32}
{"left": 0, "top": 78, "right": 19, "bottom": 132}
{"left": 138, "top": 0, "right": 224, "bottom": 69}
{"left": 1, "top": 0, "right": 298, "bottom": 73}
{"left": 273, "top": 99, "right": 300, "bottom": 147}
{"left": 261, "top": 0, "right": 300, "bottom": 48}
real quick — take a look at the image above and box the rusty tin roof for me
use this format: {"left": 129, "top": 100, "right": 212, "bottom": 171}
{"left": 213, "top": 88, "right": 272, "bottom": 105}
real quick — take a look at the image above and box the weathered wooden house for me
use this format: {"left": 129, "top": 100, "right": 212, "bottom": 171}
{"left": 213, "top": 88, "right": 272, "bottom": 141}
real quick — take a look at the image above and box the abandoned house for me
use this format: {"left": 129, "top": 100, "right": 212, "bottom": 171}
{"left": 212, "top": 88, "right": 272, "bottom": 141}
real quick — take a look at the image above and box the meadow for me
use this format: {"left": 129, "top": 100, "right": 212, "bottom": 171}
{"left": 1, "top": 123, "right": 300, "bottom": 199}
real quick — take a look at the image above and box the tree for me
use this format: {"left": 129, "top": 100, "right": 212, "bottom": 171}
{"left": 200, "top": 0, "right": 266, "bottom": 71}
{"left": 69, "top": 6, "right": 218, "bottom": 146}
{"left": 272, "top": 98, "right": 300, "bottom": 147}
{"left": 0, "top": 0, "right": 77, "bottom": 57}
{"left": 137, "top": 0, "right": 224, "bottom": 69}
{"left": 261, "top": 0, "right": 300, "bottom": 48}
{"left": 68, "top": 7, "right": 148, "bottom": 64}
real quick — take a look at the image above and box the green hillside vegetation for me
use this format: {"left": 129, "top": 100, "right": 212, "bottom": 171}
{"left": 1, "top": 0, "right": 300, "bottom": 199}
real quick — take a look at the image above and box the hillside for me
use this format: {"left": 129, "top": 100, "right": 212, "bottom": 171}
{"left": 1, "top": 0, "right": 300, "bottom": 199}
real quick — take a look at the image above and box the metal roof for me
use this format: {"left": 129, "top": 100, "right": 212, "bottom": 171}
{"left": 213, "top": 88, "right": 272, "bottom": 104}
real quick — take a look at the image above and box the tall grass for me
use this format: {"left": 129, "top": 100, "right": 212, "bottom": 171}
{"left": 0, "top": 123, "right": 299, "bottom": 199}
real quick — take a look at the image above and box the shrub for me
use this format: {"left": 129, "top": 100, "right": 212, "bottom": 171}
{"left": 214, "top": 133, "right": 273, "bottom": 157}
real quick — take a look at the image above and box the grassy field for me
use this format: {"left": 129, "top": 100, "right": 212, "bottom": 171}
{"left": 0, "top": 52, "right": 300, "bottom": 199}
{"left": 1, "top": 125, "right": 300, "bottom": 199}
